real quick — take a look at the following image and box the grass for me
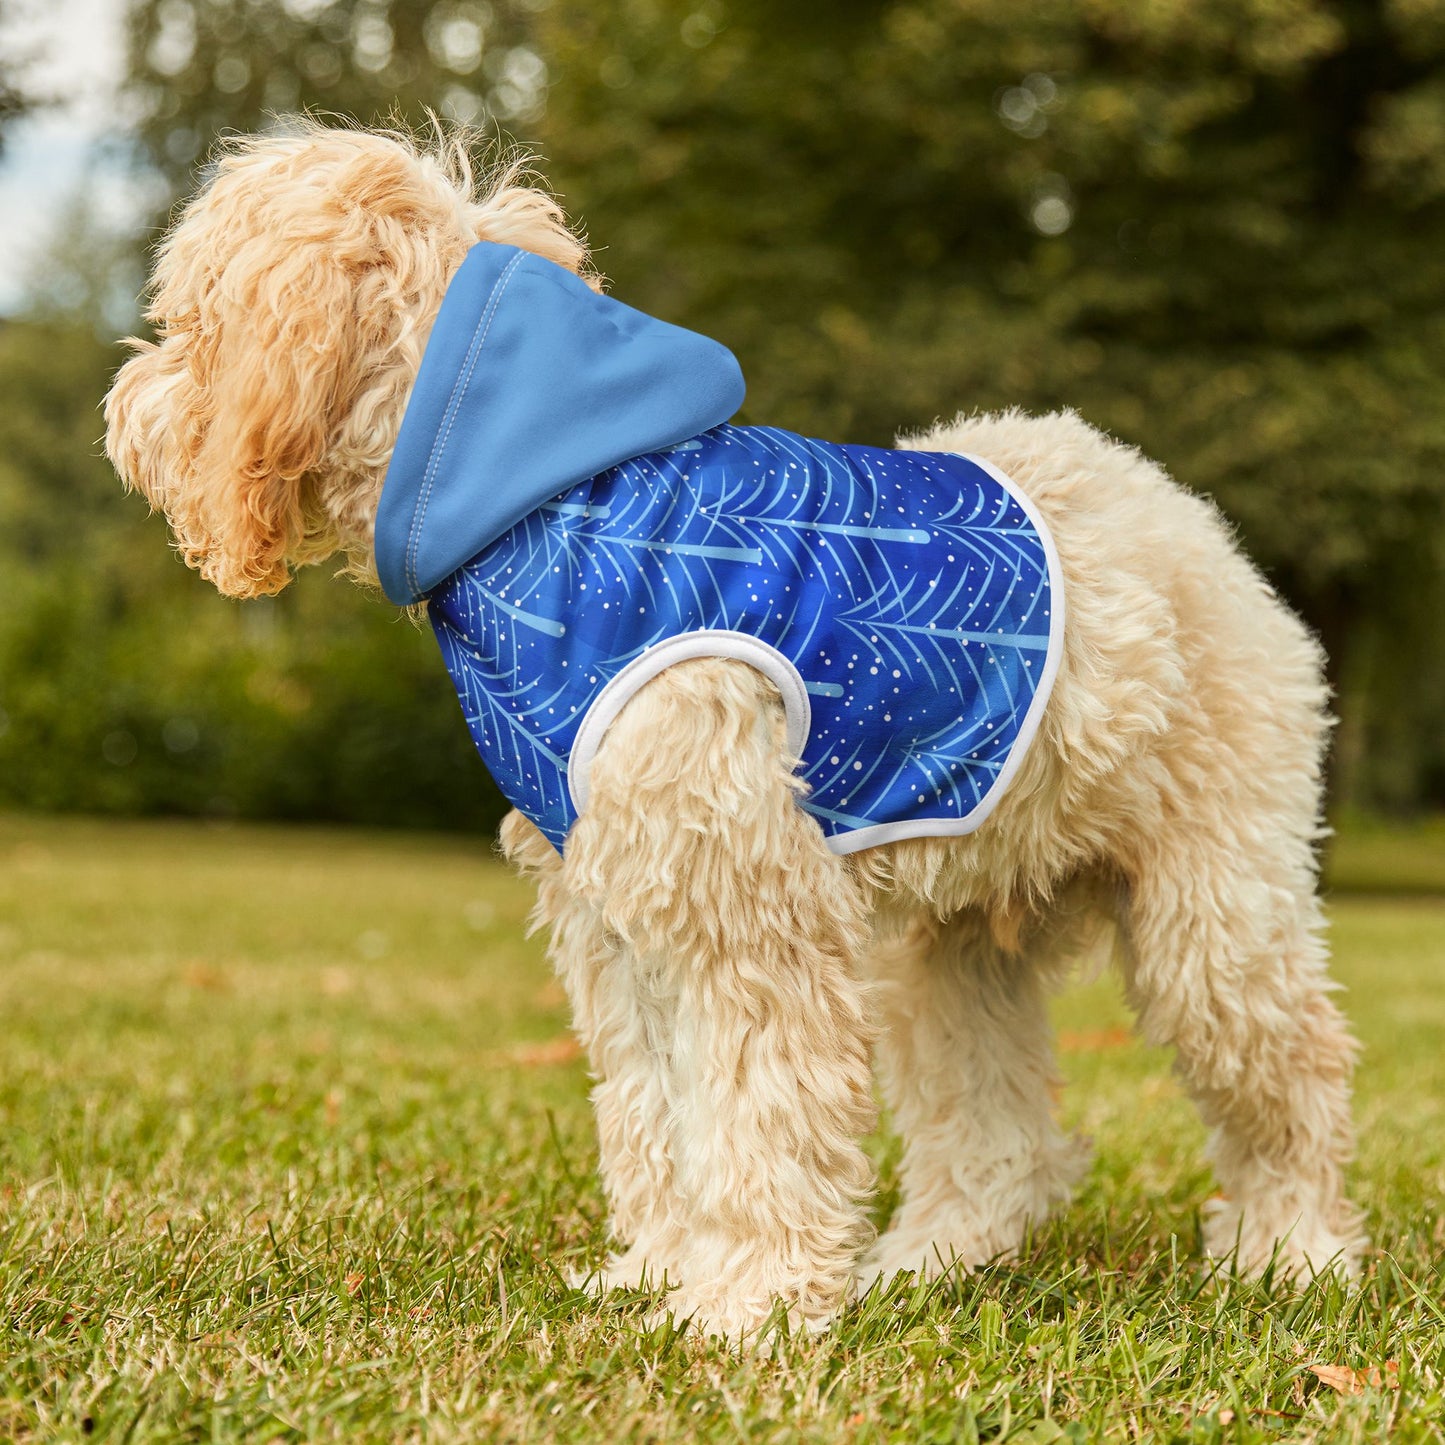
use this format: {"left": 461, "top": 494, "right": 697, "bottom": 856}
{"left": 1, "top": 812, "right": 1443, "bottom": 1443}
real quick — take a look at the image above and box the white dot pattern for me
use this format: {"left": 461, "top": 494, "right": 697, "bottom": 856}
{"left": 429, "top": 424, "right": 1061, "bottom": 851}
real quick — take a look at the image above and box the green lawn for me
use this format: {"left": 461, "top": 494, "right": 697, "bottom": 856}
{"left": 2, "top": 813, "right": 1443, "bottom": 1443}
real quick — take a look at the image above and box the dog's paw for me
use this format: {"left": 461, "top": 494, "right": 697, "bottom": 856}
{"left": 570, "top": 1245, "right": 674, "bottom": 1296}
{"left": 856, "top": 1232, "right": 996, "bottom": 1296}
{"left": 860, "top": 1132, "right": 1092, "bottom": 1295}
{"left": 646, "top": 1287, "right": 836, "bottom": 1350}
{"left": 860, "top": 1196, "right": 1056, "bottom": 1290}
{"left": 1202, "top": 1196, "right": 1367, "bottom": 1282}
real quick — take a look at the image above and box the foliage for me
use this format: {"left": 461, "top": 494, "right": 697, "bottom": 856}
{"left": 125, "top": 0, "right": 549, "bottom": 191}
{"left": 4, "top": 0, "right": 1445, "bottom": 820}
{"left": 0, "top": 318, "right": 507, "bottom": 832}
{"left": 534, "top": 0, "right": 1445, "bottom": 805}
{"left": 0, "top": 0, "right": 37, "bottom": 154}
{"left": 2, "top": 812, "right": 1444, "bottom": 1440}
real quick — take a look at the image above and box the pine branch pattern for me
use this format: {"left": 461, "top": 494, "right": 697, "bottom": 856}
{"left": 429, "top": 424, "right": 1060, "bottom": 852}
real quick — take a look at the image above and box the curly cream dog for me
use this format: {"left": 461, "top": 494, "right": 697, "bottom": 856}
{"left": 105, "top": 123, "right": 1364, "bottom": 1341}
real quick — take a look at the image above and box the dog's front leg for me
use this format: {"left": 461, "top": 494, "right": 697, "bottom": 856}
{"left": 501, "top": 809, "right": 685, "bottom": 1290}
{"left": 564, "top": 658, "right": 878, "bottom": 1343}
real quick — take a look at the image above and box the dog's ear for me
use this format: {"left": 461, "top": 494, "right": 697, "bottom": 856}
{"left": 105, "top": 240, "right": 355, "bottom": 600}
{"left": 181, "top": 242, "right": 355, "bottom": 598}
{"left": 106, "top": 333, "right": 194, "bottom": 529}
{"left": 105, "top": 127, "right": 595, "bottom": 599}
{"left": 107, "top": 144, "right": 417, "bottom": 599}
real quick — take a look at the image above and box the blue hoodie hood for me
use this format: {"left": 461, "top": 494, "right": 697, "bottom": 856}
{"left": 373, "top": 243, "right": 746, "bottom": 605}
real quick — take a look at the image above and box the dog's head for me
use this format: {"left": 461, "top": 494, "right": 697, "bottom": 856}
{"left": 105, "top": 122, "right": 590, "bottom": 598}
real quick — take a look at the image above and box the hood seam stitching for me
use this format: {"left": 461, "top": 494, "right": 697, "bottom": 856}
{"left": 406, "top": 249, "right": 526, "bottom": 598}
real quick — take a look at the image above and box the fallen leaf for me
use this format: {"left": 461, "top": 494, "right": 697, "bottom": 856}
{"left": 1057, "top": 1027, "right": 1133, "bottom": 1052}
{"left": 181, "top": 962, "right": 229, "bottom": 992}
{"left": 1309, "top": 1361, "right": 1399, "bottom": 1395}
{"left": 503, "top": 1037, "right": 584, "bottom": 1068}
{"left": 344, "top": 1273, "right": 364, "bottom": 1296}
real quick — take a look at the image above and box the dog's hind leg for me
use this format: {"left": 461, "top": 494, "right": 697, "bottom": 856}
{"left": 860, "top": 909, "right": 1089, "bottom": 1289}
{"left": 1119, "top": 829, "right": 1365, "bottom": 1279}
{"left": 563, "top": 658, "right": 878, "bottom": 1342}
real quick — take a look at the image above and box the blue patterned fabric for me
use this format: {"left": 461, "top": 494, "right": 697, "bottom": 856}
{"left": 427, "top": 423, "right": 1062, "bottom": 854}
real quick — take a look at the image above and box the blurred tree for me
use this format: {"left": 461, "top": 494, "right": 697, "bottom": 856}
{"left": 0, "top": 317, "right": 508, "bottom": 832}
{"left": 124, "top": 0, "right": 549, "bottom": 192}
{"left": 0, "top": 0, "right": 38, "bottom": 151}
{"left": 14, "top": 0, "right": 566, "bottom": 830}
{"left": 24, "top": 0, "right": 1440, "bottom": 819}
{"left": 534, "top": 0, "right": 1445, "bottom": 808}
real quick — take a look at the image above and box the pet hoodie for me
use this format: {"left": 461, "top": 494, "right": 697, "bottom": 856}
{"left": 373, "top": 242, "right": 1064, "bottom": 854}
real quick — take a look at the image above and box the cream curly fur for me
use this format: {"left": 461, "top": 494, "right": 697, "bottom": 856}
{"left": 105, "top": 123, "right": 1365, "bottom": 1343}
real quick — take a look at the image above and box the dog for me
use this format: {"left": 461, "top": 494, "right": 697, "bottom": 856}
{"left": 105, "top": 122, "right": 1365, "bottom": 1341}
